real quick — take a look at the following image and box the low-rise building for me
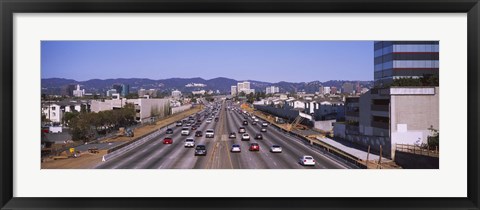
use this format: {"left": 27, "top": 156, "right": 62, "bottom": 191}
{"left": 90, "top": 97, "right": 170, "bottom": 123}
{"left": 41, "top": 100, "right": 90, "bottom": 123}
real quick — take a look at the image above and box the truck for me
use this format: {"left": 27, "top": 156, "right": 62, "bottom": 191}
{"left": 181, "top": 127, "right": 190, "bottom": 136}
{"left": 49, "top": 126, "right": 63, "bottom": 133}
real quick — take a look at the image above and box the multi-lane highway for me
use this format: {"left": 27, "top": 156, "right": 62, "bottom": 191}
{"left": 96, "top": 100, "right": 353, "bottom": 169}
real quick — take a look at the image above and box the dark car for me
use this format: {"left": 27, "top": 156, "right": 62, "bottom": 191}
{"left": 191, "top": 125, "right": 197, "bottom": 130}
{"left": 195, "top": 130, "right": 203, "bottom": 137}
{"left": 243, "top": 120, "right": 248, "bottom": 125}
{"left": 163, "top": 137, "right": 173, "bottom": 144}
{"left": 215, "top": 117, "right": 219, "bottom": 122}
{"left": 229, "top": 132, "right": 236, "bottom": 139}
{"left": 166, "top": 128, "right": 173, "bottom": 134}
{"left": 194, "top": 145, "right": 207, "bottom": 156}
{"left": 255, "top": 133, "right": 263, "bottom": 140}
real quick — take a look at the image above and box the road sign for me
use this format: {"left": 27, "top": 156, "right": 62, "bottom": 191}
{"left": 69, "top": 148, "right": 75, "bottom": 154}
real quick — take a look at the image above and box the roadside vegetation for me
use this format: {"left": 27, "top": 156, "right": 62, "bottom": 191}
{"left": 63, "top": 103, "right": 136, "bottom": 141}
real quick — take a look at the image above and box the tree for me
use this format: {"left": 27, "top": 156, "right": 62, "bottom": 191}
{"left": 126, "top": 93, "right": 139, "bottom": 99}
{"left": 391, "top": 78, "right": 423, "bottom": 86}
{"left": 63, "top": 112, "right": 79, "bottom": 126}
{"left": 427, "top": 126, "right": 439, "bottom": 149}
{"left": 246, "top": 92, "right": 255, "bottom": 103}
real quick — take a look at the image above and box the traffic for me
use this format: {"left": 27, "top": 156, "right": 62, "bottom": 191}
{"left": 95, "top": 99, "right": 351, "bottom": 169}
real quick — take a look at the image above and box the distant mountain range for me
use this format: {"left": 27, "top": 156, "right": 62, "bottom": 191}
{"left": 41, "top": 77, "right": 373, "bottom": 95}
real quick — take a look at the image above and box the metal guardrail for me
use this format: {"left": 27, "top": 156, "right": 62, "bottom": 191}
{"left": 102, "top": 128, "right": 163, "bottom": 162}
{"left": 251, "top": 110, "right": 364, "bottom": 169}
{"left": 102, "top": 106, "right": 202, "bottom": 161}
{"left": 395, "top": 143, "right": 439, "bottom": 157}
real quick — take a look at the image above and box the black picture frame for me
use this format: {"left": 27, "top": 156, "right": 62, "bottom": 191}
{"left": 1, "top": 0, "right": 479, "bottom": 209}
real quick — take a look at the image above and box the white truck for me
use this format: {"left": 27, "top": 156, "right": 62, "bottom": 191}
{"left": 181, "top": 127, "right": 190, "bottom": 136}
{"left": 205, "top": 129, "right": 215, "bottom": 138}
{"left": 49, "top": 126, "right": 63, "bottom": 133}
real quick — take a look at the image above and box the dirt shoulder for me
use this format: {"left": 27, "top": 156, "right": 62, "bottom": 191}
{"left": 41, "top": 150, "right": 107, "bottom": 169}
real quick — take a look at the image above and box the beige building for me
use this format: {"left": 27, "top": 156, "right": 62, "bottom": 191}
{"left": 340, "top": 87, "right": 439, "bottom": 158}
{"left": 90, "top": 97, "right": 170, "bottom": 123}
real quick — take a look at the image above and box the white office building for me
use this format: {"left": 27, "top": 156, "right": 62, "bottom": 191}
{"left": 266, "top": 86, "right": 279, "bottom": 94}
{"left": 171, "top": 90, "right": 182, "bottom": 98}
{"left": 72, "top": 84, "right": 85, "bottom": 97}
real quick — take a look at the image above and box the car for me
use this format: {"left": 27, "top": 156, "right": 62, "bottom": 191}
{"left": 254, "top": 133, "right": 263, "bottom": 140}
{"left": 195, "top": 130, "right": 203, "bottom": 137}
{"left": 270, "top": 145, "right": 282, "bottom": 153}
{"left": 241, "top": 133, "right": 250, "bottom": 141}
{"left": 229, "top": 132, "right": 236, "bottom": 139}
{"left": 238, "top": 127, "right": 246, "bottom": 133}
{"left": 262, "top": 122, "right": 268, "bottom": 127}
{"left": 249, "top": 143, "right": 260, "bottom": 151}
{"left": 243, "top": 120, "right": 249, "bottom": 125}
{"left": 206, "top": 118, "right": 212, "bottom": 123}
{"left": 261, "top": 128, "right": 267, "bottom": 132}
{"left": 186, "top": 122, "right": 192, "bottom": 126}
{"left": 166, "top": 128, "right": 173, "bottom": 134}
{"left": 163, "top": 137, "right": 173, "bottom": 144}
{"left": 181, "top": 127, "right": 190, "bottom": 136}
{"left": 231, "top": 144, "right": 241, "bottom": 152}
{"left": 205, "top": 129, "right": 215, "bottom": 138}
{"left": 215, "top": 117, "right": 219, "bottom": 122}
{"left": 254, "top": 118, "right": 259, "bottom": 122}
{"left": 175, "top": 121, "right": 183, "bottom": 127}
{"left": 251, "top": 121, "right": 257, "bottom": 125}
{"left": 299, "top": 155, "right": 316, "bottom": 166}
{"left": 194, "top": 145, "right": 207, "bottom": 156}
{"left": 191, "top": 125, "right": 197, "bottom": 130}
{"left": 184, "top": 138, "right": 195, "bottom": 147}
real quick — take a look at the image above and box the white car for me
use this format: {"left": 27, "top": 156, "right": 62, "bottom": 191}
{"left": 205, "top": 129, "right": 215, "bottom": 138}
{"left": 181, "top": 127, "right": 190, "bottom": 136}
{"left": 270, "top": 145, "right": 282, "bottom": 153}
{"left": 262, "top": 122, "right": 268, "bottom": 127}
{"left": 299, "top": 155, "right": 316, "bottom": 166}
{"left": 254, "top": 118, "right": 259, "bottom": 122}
{"left": 241, "top": 133, "right": 250, "bottom": 141}
{"left": 231, "top": 144, "right": 241, "bottom": 152}
{"left": 184, "top": 138, "right": 195, "bottom": 148}
{"left": 206, "top": 118, "right": 212, "bottom": 123}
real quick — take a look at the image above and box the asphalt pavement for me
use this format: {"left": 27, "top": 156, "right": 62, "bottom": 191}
{"left": 95, "top": 101, "right": 352, "bottom": 169}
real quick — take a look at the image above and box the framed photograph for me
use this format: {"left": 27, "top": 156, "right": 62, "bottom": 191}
{"left": 1, "top": 0, "right": 479, "bottom": 209}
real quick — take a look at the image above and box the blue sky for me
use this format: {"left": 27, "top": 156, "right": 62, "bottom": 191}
{"left": 41, "top": 41, "right": 373, "bottom": 83}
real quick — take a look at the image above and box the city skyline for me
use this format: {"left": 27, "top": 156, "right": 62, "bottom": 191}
{"left": 41, "top": 41, "right": 374, "bottom": 83}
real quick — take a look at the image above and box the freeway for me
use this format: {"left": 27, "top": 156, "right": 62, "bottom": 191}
{"left": 95, "top": 100, "right": 353, "bottom": 169}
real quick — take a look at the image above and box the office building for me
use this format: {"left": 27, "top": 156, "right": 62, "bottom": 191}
{"left": 231, "top": 86, "right": 237, "bottom": 96}
{"left": 171, "top": 90, "right": 182, "bottom": 98}
{"left": 266, "top": 86, "right": 280, "bottom": 94}
{"left": 72, "top": 84, "right": 85, "bottom": 97}
{"left": 121, "top": 84, "right": 130, "bottom": 97}
{"left": 374, "top": 41, "right": 439, "bottom": 87}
